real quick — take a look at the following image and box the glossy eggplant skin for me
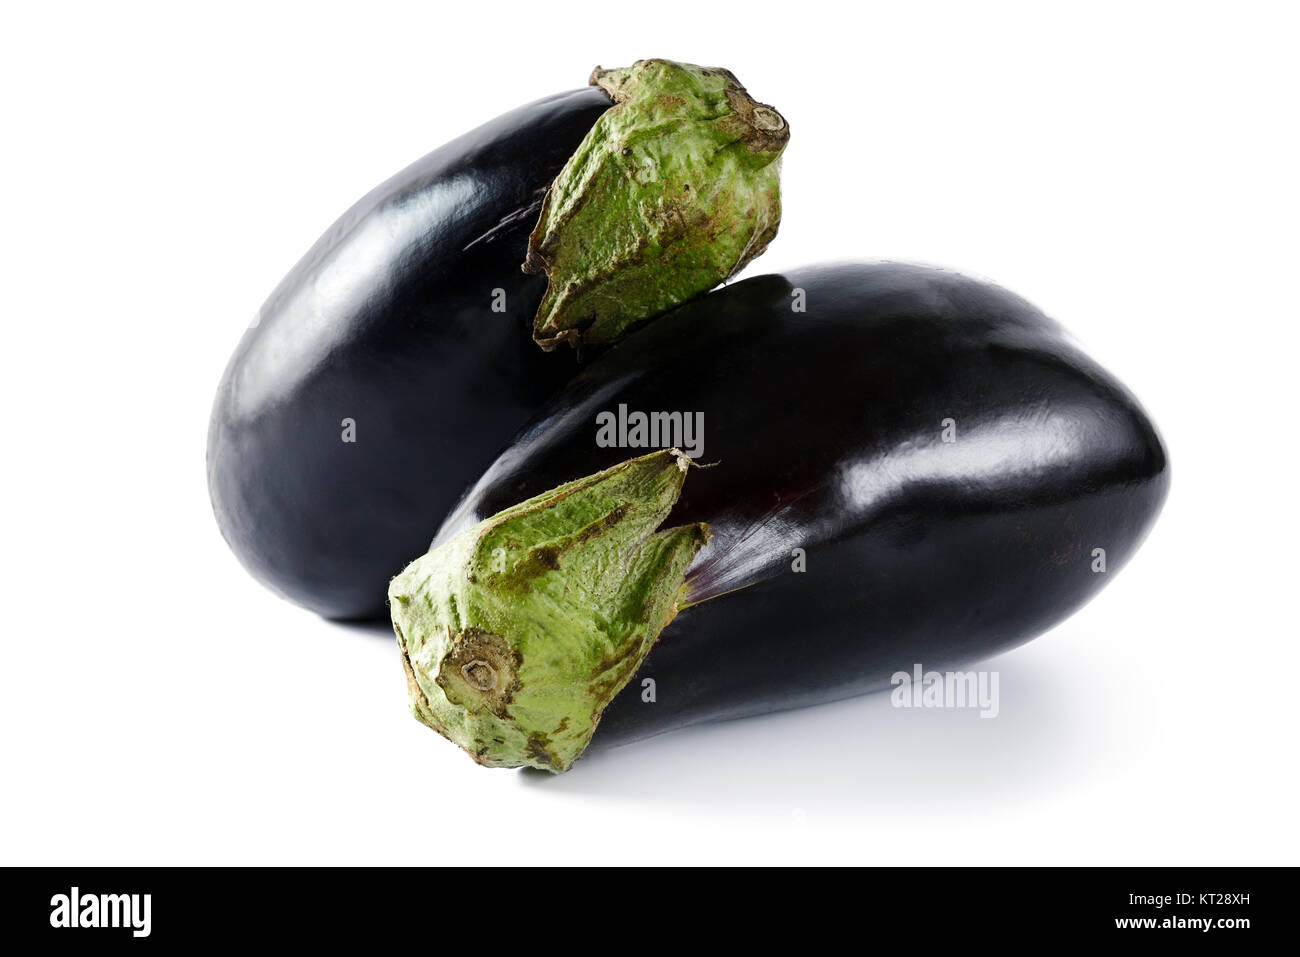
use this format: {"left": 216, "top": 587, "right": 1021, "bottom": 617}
{"left": 437, "top": 263, "right": 1170, "bottom": 749}
{"left": 208, "top": 88, "right": 611, "bottom": 619}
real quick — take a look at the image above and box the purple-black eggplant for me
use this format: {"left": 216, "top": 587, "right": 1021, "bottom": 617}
{"left": 207, "top": 61, "right": 788, "bottom": 620}
{"left": 416, "top": 263, "right": 1168, "bottom": 767}
{"left": 206, "top": 89, "right": 605, "bottom": 619}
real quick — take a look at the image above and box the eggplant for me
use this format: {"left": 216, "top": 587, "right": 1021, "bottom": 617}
{"left": 208, "top": 61, "right": 788, "bottom": 620}
{"left": 207, "top": 87, "right": 609, "bottom": 618}
{"left": 417, "top": 262, "right": 1168, "bottom": 767}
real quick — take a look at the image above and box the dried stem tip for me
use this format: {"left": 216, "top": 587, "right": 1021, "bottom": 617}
{"left": 524, "top": 59, "right": 789, "bottom": 351}
{"left": 390, "top": 450, "right": 709, "bottom": 772}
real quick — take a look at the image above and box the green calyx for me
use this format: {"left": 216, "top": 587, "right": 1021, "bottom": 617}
{"left": 389, "top": 450, "right": 709, "bottom": 772}
{"left": 524, "top": 59, "right": 789, "bottom": 351}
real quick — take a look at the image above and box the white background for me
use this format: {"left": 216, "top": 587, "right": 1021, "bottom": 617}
{"left": 2, "top": 1, "right": 1296, "bottom": 865}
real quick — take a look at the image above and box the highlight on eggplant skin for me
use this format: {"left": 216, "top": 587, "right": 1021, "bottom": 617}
{"left": 206, "top": 88, "right": 610, "bottom": 620}
{"left": 436, "top": 262, "right": 1170, "bottom": 751}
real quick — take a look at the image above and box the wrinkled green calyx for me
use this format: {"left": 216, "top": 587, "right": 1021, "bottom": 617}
{"left": 389, "top": 450, "right": 709, "bottom": 772}
{"left": 524, "top": 59, "right": 788, "bottom": 351}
